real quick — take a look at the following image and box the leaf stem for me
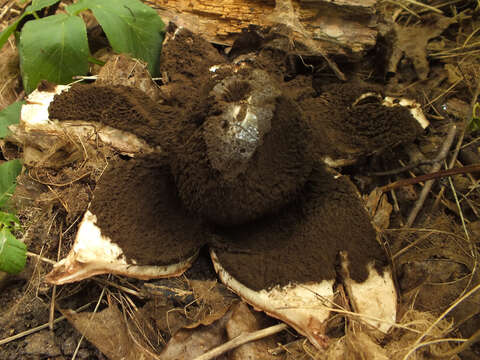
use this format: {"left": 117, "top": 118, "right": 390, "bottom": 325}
{"left": 71, "top": 7, "right": 89, "bottom": 17}
{"left": 88, "top": 56, "right": 105, "bottom": 66}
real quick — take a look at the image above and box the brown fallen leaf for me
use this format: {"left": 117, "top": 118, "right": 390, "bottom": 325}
{"left": 95, "top": 54, "right": 160, "bottom": 101}
{"left": 63, "top": 305, "right": 159, "bottom": 360}
{"left": 226, "top": 302, "right": 277, "bottom": 360}
{"left": 388, "top": 14, "right": 455, "bottom": 80}
{"left": 345, "top": 331, "right": 389, "bottom": 360}
{"left": 0, "top": 43, "right": 21, "bottom": 110}
{"left": 189, "top": 280, "right": 237, "bottom": 327}
{"left": 159, "top": 309, "right": 232, "bottom": 360}
{"left": 365, "top": 187, "right": 393, "bottom": 231}
{"left": 140, "top": 280, "right": 237, "bottom": 336}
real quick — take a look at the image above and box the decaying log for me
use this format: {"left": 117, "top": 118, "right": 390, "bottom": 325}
{"left": 149, "top": 0, "right": 378, "bottom": 59}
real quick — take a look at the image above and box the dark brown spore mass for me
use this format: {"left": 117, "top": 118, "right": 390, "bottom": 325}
{"left": 301, "top": 83, "right": 423, "bottom": 161}
{"left": 90, "top": 156, "right": 206, "bottom": 265}
{"left": 159, "top": 27, "right": 225, "bottom": 81}
{"left": 214, "top": 164, "right": 387, "bottom": 291}
{"left": 47, "top": 30, "right": 406, "bottom": 287}
{"left": 158, "top": 26, "right": 226, "bottom": 125}
{"left": 48, "top": 84, "right": 179, "bottom": 148}
{"left": 171, "top": 95, "right": 313, "bottom": 226}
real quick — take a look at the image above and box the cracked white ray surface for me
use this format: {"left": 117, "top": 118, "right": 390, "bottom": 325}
{"left": 17, "top": 84, "right": 153, "bottom": 156}
{"left": 342, "top": 261, "right": 397, "bottom": 334}
{"left": 383, "top": 96, "right": 429, "bottom": 129}
{"left": 21, "top": 85, "right": 71, "bottom": 127}
{"left": 46, "top": 211, "right": 197, "bottom": 284}
{"left": 210, "top": 249, "right": 334, "bottom": 349}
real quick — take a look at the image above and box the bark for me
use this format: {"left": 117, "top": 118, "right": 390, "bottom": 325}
{"left": 149, "top": 0, "right": 378, "bottom": 59}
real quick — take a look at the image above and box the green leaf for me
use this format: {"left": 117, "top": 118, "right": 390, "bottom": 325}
{"left": 67, "top": 0, "right": 165, "bottom": 76}
{"left": 19, "top": 13, "right": 90, "bottom": 93}
{"left": 0, "top": 101, "right": 25, "bottom": 138}
{"left": 0, "top": 227, "right": 26, "bottom": 274}
{"left": 0, "top": 160, "right": 22, "bottom": 209}
{"left": 0, "top": 0, "right": 61, "bottom": 50}
{"left": 0, "top": 21, "right": 20, "bottom": 50}
{"left": 0, "top": 211, "right": 20, "bottom": 231}
{"left": 468, "top": 103, "right": 480, "bottom": 132}
{"left": 26, "top": 0, "right": 61, "bottom": 13}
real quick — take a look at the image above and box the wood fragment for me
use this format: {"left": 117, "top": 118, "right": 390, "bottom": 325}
{"left": 150, "top": 0, "right": 378, "bottom": 59}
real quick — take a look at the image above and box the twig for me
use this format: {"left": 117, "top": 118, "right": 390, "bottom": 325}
{"left": 49, "top": 223, "right": 63, "bottom": 331}
{"left": 423, "top": 79, "right": 462, "bottom": 108}
{"left": 268, "top": 338, "right": 304, "bottom": 355}
{"left": 62, "top": 215, "right": 81, "bottom": 236}
{"left": 26, "top": 251, "right": 57, "bottom": 265}
{"left": 401, "top": 79, "right": 479, "bottom": 226}
{"left": 381, "top": 126, "right": 456, "bottom": 193}
{"left": 402, "top": 0, "right": 444, "bottom": 13}
{"left": 446, "top": 162, "right": 478, "bottom": 301}
{"left": 381, "top": 163, "right": 480, "bottom": 192}
{"left": 30, "top": 170, "right": 92, "bottom": 187}
{"left": 406, "top": 337, "right": 468, "bottom": 357}
{"left": 447, "top": 175, "right": 474, "bottom": 255}
{"left": 368, "top": 158, "right": 443, "bottom": 176}
{"left": 118, "top": 294, "right": 162, "bottom": 359}
{"left": 433, "top": 328, "right": 480, "bottom": 358}
{"left": 71, "top": 75, "right": 98, "bottom": 81}
{"left": 48, "top": 285, "right": 57, "bottom": 331}
{"left": 46, "top": 185, "right": 69, "bottom": 213}
{"left": 193, "top": 323, "right": 288, "bottom": 360}
{"left": 0, "top": 303, "right": 92, "bottom": 346}
{"left": 0, "top": 0, "right": 17, "bottom": 22}
{"left": 450, "top": 79, "right": 480, "bottom": 169}
{"left": 95, "top": 277, "right": 145, "bottom": 299}
{"left": 387, "top": 0, "right": 421, "bottom": 19}
{"left": 404, "top": 124, "right": 457, "bottom": 227}
{"left": 71, "top": 284, "right": 107, "bottom": 360}
{"left": 402, "top": 282, "right": 480, "bottom": 360}
{"left": 392, "top": 232, "right": 431, "bottom": 260}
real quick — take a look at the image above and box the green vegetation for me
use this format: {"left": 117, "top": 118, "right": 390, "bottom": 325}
{"left": 0, "top": 0, "right": 166, "bottom": 273}
{"left": 469, "top": 102, "right": 480, "bottom": 132}
{"left": 0, "top": 101, "right": 23, "bottom": 274}
{"left": 0, "top": 158, "right": 24, "bottom": 274}
{"left": 0, "top": 0, "right": 165, "bottom": 93}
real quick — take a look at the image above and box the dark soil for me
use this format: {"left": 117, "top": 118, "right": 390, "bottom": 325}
{"left": 89, "top": 155, "right": 206, "bottom": 265}
{"left": 214, "top": 164, "right": 387, "bottom": 291}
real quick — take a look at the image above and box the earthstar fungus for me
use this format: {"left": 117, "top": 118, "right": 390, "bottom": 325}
{"left": 172, "top": 67, "right": 313, "bottom": 226}
{"left": 12, "top": 28, "right": 430, "bottom": 349}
